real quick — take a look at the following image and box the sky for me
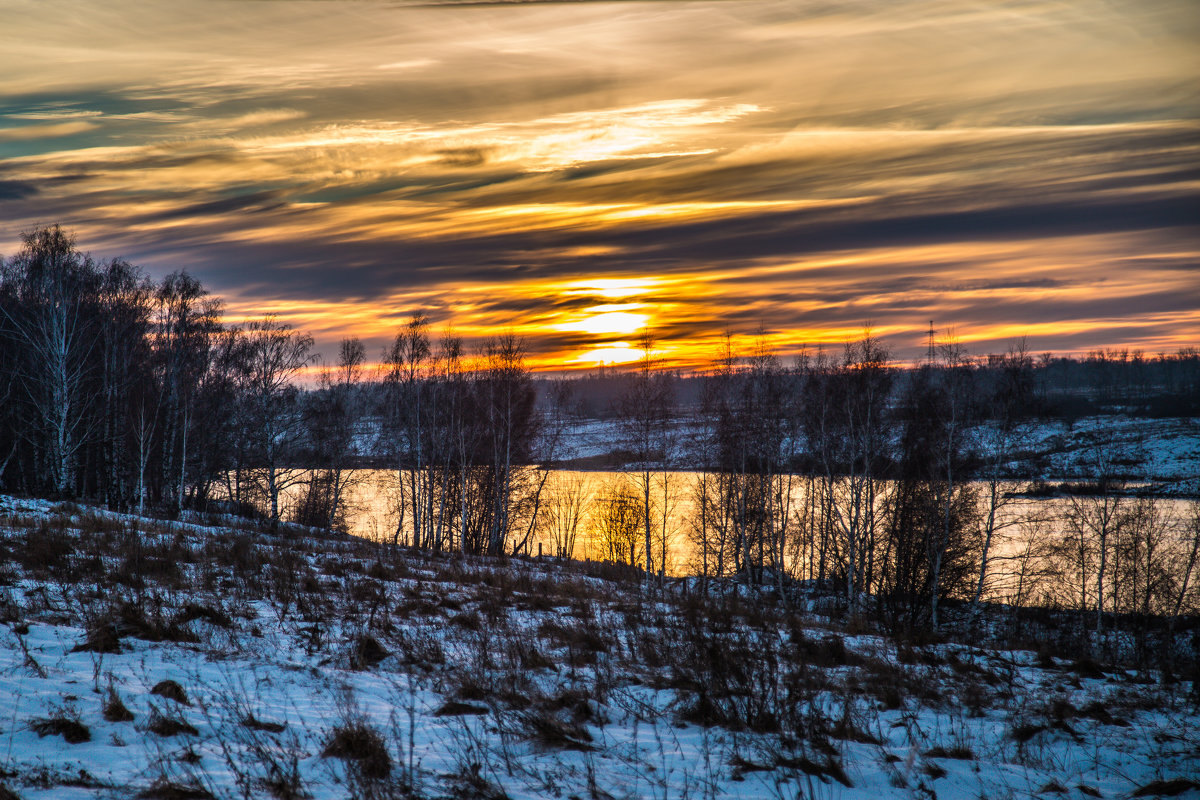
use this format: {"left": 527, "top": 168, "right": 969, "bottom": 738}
{"left": 1, "top": 0, "right": 1197, "bottom": 370}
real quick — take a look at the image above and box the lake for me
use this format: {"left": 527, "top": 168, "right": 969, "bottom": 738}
{"left": 270, "top": 468, "right": 1196, "bottom": 609}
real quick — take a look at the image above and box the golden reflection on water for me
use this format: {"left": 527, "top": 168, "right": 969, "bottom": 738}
{"left": 271, "top": 469, "right": 1195, "bottom": 600}
{"left": 290, "top": 469, "right": 695, "bottom": 573}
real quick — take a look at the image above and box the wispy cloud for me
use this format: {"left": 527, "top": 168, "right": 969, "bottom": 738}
{"left": 0, "top": 120, "right": 99, "bottom": 141}
{"left": 1, "top": 0, "right": 1196, "bottom": 366}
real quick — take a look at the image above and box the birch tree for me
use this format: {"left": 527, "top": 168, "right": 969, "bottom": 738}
{"left": 0, "top": 225, "right": 97, "bottom": 496}
{"left": 238, "top": 317, "right": 315, "bottom": 528}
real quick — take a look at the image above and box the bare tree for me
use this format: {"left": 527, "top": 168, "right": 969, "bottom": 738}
{"left": 94, "top": 259, "right": 153, "bottom": 509}
{"left": 970, "top": 340, "right": 1037, "bottom": 627}
{"left": 299, "top": 337, "right": 366, "bottom": 531}
{"left": 154, "top": 272, "right": 222, "bottom": 515}
{"left": 0, "top": 225, "right": 97, "bottom": 495}
{"left": 513, "top": 377, "right": 577, "bottom": 558}
{"left": 1166, "top": 499, "right": 1200, "bottom": 669}
{"left": 594, "top": 476, "right": 644, "bottom": 567}
{"left": 542, "top": 472, "right": 592, "bottom": 559}
{"left": 882, "top": 342, "right": 980, "bottom": 631}
{"left": 614, "top": 334, "right": 677, "bottom": 577}
{"left": 1061, "top": 435, "right": 1128, "bottom": 647}
{"left": 696, "top": 333, "right": 803, "bottom": 588}
{"left": 479, "top": 333, "right": 537, "bottom": 556}
{"left": 928, "top": 333, "right": 976, "bottom": 628}
{"left": 809, "top": 330, "right": 893, "bottom": 615}
{"left": 384, "top": 315, "right": 432, "bottom": 547}
{"left": 237, "top": 317, "right": 315, "bottom": 528}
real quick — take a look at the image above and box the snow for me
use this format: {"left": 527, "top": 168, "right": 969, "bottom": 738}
{"left": 0, "top": 496, "right": 1196, "bottom": 799}
{"left": 557, "top": 414, "right": 1200, "bottom": 492}
{"left": 1018, "top": 416, "right": 1200, "bottom": 492}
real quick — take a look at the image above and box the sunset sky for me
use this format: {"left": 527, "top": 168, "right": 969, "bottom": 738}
{"left": 1, "top": 0, "right": 1197, "bottom": 370}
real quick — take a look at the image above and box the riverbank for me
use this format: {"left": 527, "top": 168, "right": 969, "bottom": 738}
{"left": 554, "top": 414, "right": 1200, "bottom": 492}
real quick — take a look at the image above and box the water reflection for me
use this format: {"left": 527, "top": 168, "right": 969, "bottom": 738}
{"left": 292, "top": 470, "right": 694, "bottom": 571}
{"left": 274, "top": 469, "right": 1194, "bottom": 608}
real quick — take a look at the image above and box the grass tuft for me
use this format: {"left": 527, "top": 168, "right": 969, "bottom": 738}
{"left": 321, "top": 721, "right": 391, "bottom": 779}
{"left": 103, "top": 687, "right": 135, "bottom": 723}
{"left": 150, "top": 680, "right": 190, "bottom": 706}
{"left": 30, "top": 713, "right": 91, "bottom": 744}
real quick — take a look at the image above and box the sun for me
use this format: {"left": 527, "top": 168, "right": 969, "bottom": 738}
{"left": 574, "top": 342, "right": 645, "bottom": 366}
{"left": 555, "top": 304, "right": 648, "bottom": 336}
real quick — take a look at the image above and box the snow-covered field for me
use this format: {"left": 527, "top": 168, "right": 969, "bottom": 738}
{"left": 0, "top": 495, "right": 1197, "bottom": 799}
{"left": 558, "top": 415, "right": 1200, "bottom": 493}
{"left": 1016, "top": 416, "right": 1200, "bottom": 492}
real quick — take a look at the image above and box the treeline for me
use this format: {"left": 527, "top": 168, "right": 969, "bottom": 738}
{"left": 528, "top": 328, "right": 1200, "bottom": 655}
{"left": 0, "top": 227, "right": 564, "bottom": 559}
{"left": 603, "top": 331, "right": 1038, "bottom": 632}
{"left": 565, "top": 348, "right": 1200, "bottom": 420}
{"left": 0, "top": 226, "right": 308, "bottom": 519}
{"left": 1033, "top": 349, "right": 1200, "bottom": 417}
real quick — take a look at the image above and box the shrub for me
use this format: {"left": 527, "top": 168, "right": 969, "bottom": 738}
{"left": 173, "top": 604, "right": 233, "bottom": 629}
{"left": 450, "top": 611, "right": 482, "bottom": 631}
{"left": 103, "top": 687, "right": 135, "bottom": 722}
{"left": 1011, "top": 722, "right": 1048, "bottom": 743}
{"left": 20, "top": 521, "right": 73, "bottom": 575}
{"left": 30, "top": 713, "right": 91, "bottom": 744}
{"left": 151, "top": 680, "right": 191, "bottom": 706}
{"left": 348, "top": 635, "right": 389, "bottom": 670}
{"left": 147, "top": 708, "right": 199, "bottom": 737}
{"left": 518, "top": 706, "right": 594, "bottom": 751}
{"left": 73, "top": 621, "right": 122, "bottom": 654}
{"left": 321, "top": 721, "right": 391, "bottom": 780}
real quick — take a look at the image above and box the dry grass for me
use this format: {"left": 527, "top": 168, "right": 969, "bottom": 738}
{"left": 321, "top": 721, "right": 391, "bottom": 780}
{"left": 103, "top": 687, "right": 135, "bottom": 723}
{"left": 30, "top": 713, "right": 91, "bottom": 744}
{"left": 0, "top": 495, "right": 1196, "bottom": 799}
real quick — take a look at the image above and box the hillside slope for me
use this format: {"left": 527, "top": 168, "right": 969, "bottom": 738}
{"left": 0, "top": 496, "right": 1197, "bottom": 800}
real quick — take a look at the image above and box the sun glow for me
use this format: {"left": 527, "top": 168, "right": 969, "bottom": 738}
{"left": 555, "top": 304, "right": 649, "bottom": 336}
{"left": 576, "top": 342, "right": 644, "bottom": 366}
{"left": 564, "top": 278, "right": 657, "bottom": 299}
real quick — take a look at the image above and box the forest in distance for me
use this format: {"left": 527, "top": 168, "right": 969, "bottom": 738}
{"left": 2, "top": 224, "right": 1199, "bottom": 641}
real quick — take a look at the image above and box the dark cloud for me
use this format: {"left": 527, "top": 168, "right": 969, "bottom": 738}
{"left": 473, "top": 294, "right": 610, "bottom": 314}
{"left": 144, "top": 191, "right": 287, "bottom": 222}
{"left": 0, "top": 180, "right": 37, "bottom": 200}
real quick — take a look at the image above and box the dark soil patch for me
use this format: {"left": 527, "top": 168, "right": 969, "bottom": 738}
{"left": 241, "top": 714, "right": 287, "bottom": 733}
{"left": 135, "top": 781, "right": 215, "bottom": 800}
{"left": 147, "top": 711, "right": 199, "bottom": 737}
{"left": 1132, "top": 779, "right": 1200, "bottom": 798}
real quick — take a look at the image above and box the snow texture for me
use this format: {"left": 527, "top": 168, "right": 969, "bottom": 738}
{"left": 0, "top": 494, "right": 1196, "bottom": 799}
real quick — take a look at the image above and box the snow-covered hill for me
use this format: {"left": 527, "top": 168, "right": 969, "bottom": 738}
{"left": 0, "top": 496, "right": 1196, "bottom": 799}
